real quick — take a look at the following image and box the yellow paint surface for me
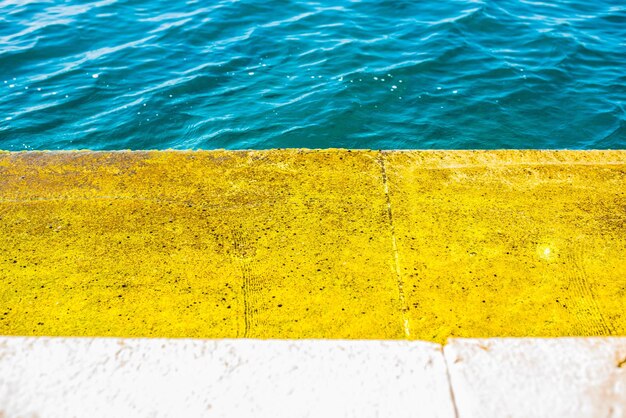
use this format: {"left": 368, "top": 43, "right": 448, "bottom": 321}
{"left": 0, "top": 150, "right": 624, "bottom": 342}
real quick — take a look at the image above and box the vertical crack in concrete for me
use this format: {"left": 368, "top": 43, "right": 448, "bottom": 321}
{"left": 233, "top": 229, "right": 253, "bottom": 338}
{"left": 240, "top": 262, "right": 252, "bottom": 338}
{"left": 377, "top": 152, "right": 411, "bottom": 338}
{"left": 442, "top": 346, "right": 460, "bottom": 418}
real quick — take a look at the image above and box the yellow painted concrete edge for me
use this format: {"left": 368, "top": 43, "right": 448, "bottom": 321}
{"left": 1, "top": 149, "right": 625, "bottom": 342}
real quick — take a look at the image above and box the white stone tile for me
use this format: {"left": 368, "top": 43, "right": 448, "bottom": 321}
{"left": 0, "top": 337, "right": 455, "bottom": 418}
{"left": 445, "top": 338, "right": 626, "bottom": 418}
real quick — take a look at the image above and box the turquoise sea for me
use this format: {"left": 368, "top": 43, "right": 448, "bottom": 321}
{"left": 0, "top": 0, "right": 624, "bottom": 150}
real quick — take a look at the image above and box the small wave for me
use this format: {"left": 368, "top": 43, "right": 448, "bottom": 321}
{"left": 0, "top": 0, "right": 624, "bottom": 150}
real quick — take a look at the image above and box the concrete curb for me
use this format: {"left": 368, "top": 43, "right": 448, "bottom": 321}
{"left": 445, "top": 338, "right": 626, "bottom": 418}
{"left": 0, "top": 337, "right": 454, "bottom": 418}
{"left": 1, "top": 337, "right": 626, "bottom": 417}
{"left": 1, "top": 150, "right": 625, "bottom": 342}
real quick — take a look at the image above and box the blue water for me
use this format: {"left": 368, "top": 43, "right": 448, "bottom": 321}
{"left": 1, "top": 0, "right": 625, "bottom": 150}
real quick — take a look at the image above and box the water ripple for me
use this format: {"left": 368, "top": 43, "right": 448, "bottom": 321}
{"left": 0, "top": 0, "right": 625, "bottom": 150}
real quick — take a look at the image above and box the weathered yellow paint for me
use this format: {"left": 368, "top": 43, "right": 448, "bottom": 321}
{"left": 384, "top": 151, "right": 626, "bottom": 342}
{"left": 0, "top": 150, "right": 624, "bottom": 342}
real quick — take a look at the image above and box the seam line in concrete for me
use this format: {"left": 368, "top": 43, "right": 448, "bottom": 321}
{"left": 233, "top": 230, "right": 253, "bottom": 338}
{"left": 442, "top": 345, "right": 460, "bottom": 418}
{"left": 377, "top": 152, "right": 410, "bottom": 338}
{"left": 241, "top": 260, "right": 252, "bottom": 338}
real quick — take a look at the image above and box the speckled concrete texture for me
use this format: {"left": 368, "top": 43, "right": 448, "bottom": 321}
{"left": 384, "top": 150, "right": 626, "bottom": 342}
{"left": 445, "top": 338, "right": 626, "bottom": 418}
{"left": 0, "top": 150, "right": 625, "bottom": 341}
{"left": 0, "top": 337, "right": 455, "bottom": 418}
{"left": 0, "top": 150, "right": 405, "bottom": 339}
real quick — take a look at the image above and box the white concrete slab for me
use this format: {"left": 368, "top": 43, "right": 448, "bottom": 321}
{"left": 0, "top": 337, "right": 455, "bottom": 418}
{"left": 445, "top": 338, "right": 626, "bottom": 418}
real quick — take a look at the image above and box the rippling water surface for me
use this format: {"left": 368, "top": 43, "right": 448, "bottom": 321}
{"left": 1, "top": 0, "right": 625, "bottom": 150}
